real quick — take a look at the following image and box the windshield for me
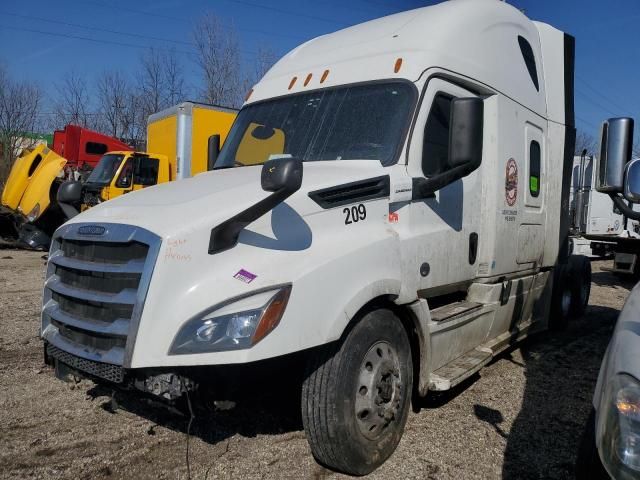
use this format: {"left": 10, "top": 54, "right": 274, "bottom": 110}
{"left": 215, "top": 81, "right": 416, "bottom": 168}
{"left": 86, "top": 154, "right": 125, "bottom": 185}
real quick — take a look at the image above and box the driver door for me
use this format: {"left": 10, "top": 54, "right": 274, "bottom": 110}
{"left": 406, "top": 78, "right": 484, "bottom": 293}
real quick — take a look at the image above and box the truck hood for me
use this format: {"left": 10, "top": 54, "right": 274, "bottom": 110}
{"left": 66, "top": 160, "right": 388, "bottom": 238}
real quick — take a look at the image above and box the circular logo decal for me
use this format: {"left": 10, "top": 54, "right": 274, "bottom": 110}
{"left": 505, "top": 158, "right": 518, "bottom": 207}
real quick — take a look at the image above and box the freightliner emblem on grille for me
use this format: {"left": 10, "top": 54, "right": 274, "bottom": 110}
{"left": 77, "top": 225, "right": 106, "bottom": 236}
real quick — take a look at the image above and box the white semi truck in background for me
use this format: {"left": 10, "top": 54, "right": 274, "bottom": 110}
{"left": 571, "top": 149, "right": 640, "bottom": 275}
{"left": 40, "top": 0, "right": 591, "bottom": 474}
{"left": 570, "top": 153, "right": 627, "bottom": 257}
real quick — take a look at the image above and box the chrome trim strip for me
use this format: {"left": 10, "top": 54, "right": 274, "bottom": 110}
{"left": 42, "top": 324, "right": 126, "bottom": 365}
{"left": 49, "top": 251, "right": 145, "bottom": 274}
{"left": 46, "top": 276, "right": 138, "bottom": 305}
{"left": 45, "top": 302, "right": 129, "bottom": 337}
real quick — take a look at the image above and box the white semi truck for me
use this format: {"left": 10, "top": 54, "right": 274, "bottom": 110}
{"left": 41, "top": 0, "right": 591, "bottom": 474}
{"left": 570, "top": 153, "right": 633, "bottom": 257}
{"left": 570, "top": 149, "right": 640, "bottom": 275}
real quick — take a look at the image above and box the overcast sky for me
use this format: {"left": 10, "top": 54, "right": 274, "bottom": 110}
{"left": 1, "top": 0, "right": 639, "bottom": 140}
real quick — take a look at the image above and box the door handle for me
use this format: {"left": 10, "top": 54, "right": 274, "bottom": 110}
{"left": 469, "top": 232, "right": 478, "bottom": 264}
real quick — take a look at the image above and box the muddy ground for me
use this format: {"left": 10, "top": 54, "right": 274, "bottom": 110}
{"left": 0, "top": 251, "right": 632, "bottom": 479}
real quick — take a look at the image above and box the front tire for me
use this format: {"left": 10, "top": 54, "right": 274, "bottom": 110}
{"left": 301, "top": 309, "right": 412, "bottom": 476}
{"left": 569, "top": 255, "right": 591, "bottom": 318}
{"left": 550, "top": 263, "right": 572, "bottom": 330}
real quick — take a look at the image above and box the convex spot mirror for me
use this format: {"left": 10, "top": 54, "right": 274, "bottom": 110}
{"left": 57, "top": 180, "right": 83, "bottom": 220}
{"left": 448, "top": 97, "right": 484, "bottom": 170}
{"left": 624, "top": 158, "right": 640, "bottom": 202}
{"left": 596, "top": 117, "right": 634, "bottom": 193}
{"left": 57, "top": 181, "right": 83, "bottom": 204}
{"left": 261, "top": 157, "right": 303, "bottom": 193}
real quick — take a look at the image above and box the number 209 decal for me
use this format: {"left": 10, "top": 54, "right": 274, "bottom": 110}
{"left": 343, "top": 204, "right": 367, "bottom": 224}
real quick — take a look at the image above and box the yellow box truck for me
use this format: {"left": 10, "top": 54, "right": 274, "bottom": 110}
{"left": 82, "top": 102, "right": 237, "bottom": 208}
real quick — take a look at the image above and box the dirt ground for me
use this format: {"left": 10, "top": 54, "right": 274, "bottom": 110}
{"left": 0, "top": 251, "right": 632, "bottom": 479}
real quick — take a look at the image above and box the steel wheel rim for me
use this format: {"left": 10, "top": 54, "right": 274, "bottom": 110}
{"left": 355, "top": 341, "right": 402, "bottom": 440}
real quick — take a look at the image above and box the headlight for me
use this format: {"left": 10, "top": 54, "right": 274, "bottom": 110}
{"left": 599, "top": 373, "right": 640, "bottom": 479}
{"left": 169, "top": 285, "right": 291, "bottom": 355}
{"left": 26, "top": 203, "right": 40, "bottom": 222}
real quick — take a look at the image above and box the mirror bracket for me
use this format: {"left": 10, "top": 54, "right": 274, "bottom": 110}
{"left": 411, "top": 162, "right": 479, "bottom": 200}
{"left": 208, "top": 158, "right": 303, "bottom": 254}
{"left": 609, "top": 193, "right": 640, "bottom": 221}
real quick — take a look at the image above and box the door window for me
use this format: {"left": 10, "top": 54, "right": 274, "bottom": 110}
{"left": 86, "top": 142, "right": 108, "bottom": 155}
{"left": 115, "top": 159, "right": 133, "bottom": 188}
{"left": 422, "top": 93, "right": 453, "bottom": 177}
{"left": 133, "top": 157, "right": 159, "bottom": 186}
{"left": 529, "top": 140, "right": 541, "bottom": 197}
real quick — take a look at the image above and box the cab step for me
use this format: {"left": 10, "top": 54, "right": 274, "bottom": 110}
{"left": 430, "top": 301, "right": 482, "bottom": 323}
{"left": 428, "top": 347, "right": 492, "bottom": 391}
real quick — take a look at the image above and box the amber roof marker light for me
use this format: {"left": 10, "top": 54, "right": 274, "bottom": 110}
{"left": 288, "top": 76, "right": 297, "bottom": 90}
{"left": 320, "top": 70, "right": 330, "bottom": 83}
{"left": 304, "top": 73, "right": 313, "bottom": 86}
{"left": 394, "top": 58, "right": 403, "bottom": 73}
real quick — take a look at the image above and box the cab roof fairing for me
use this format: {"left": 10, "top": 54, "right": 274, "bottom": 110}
{"left": 246, "top": 0, "right": 560, "bottom": 121}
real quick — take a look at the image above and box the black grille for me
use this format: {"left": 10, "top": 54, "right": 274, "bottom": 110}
{"left": 55, "top": 265, "right": 141, "bottom": 294}
{"left": 47, "top": 344, "right": 124, "bottom": 383}
{"left": 61, "top": 239, "right": 148, "bottom": 264}
{"left": 308, "top": 175, "right": 390, "bottom": 208}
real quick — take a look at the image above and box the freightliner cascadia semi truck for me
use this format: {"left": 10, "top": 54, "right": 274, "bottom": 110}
{"left": 40, "top": 0, "right": 590, "bottom": 474}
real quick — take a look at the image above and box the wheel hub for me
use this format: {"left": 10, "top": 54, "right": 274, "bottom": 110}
{"left": 355, "top": 341, "right": 402, "bottom": 440}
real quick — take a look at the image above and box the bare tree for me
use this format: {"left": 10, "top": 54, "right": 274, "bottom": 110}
{"left": 163, "top": 49, "right": 186, "bottom": 106}
{"left": 122, "top": 91, "right": 146, "bottom": 149}
{"left": 135, "top": 48, "right": 187, "bottom": 125}
{"left": 138, "top": 49, "right": 164, "bottom": 116}
{"left": 252, "top": 46, "right": 278, "bottom": 85}
{"left": 193, "top": 13, "right": 243, "bottom": 107}
{"left": 51, "top": 72, "right": 95, "bottom": 130}
{"left": 575, "top": 129, "right": 598, "bottom": 156}
{"left": 0, "top": 66, "right": 42, "bottom": 188}
{"left": 96, "top": 70, "right": 130, "bottom": 138}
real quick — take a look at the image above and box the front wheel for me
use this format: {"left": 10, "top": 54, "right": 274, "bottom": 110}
{"left": 301, "top": 309, "right": 413, "bottom": 475}
{"left": 569, "top": 255, "right": 591, "bottom": 318}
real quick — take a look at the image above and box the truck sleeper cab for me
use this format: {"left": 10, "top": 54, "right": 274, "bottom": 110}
{"left": 41, "top": 0, "right": 590, "bottom": 475}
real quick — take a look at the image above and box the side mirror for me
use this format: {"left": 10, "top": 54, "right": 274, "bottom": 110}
{"left": 261, "top": 157, "right": 303, "bottom": 193}
{"left": 57, "top": 181, "right": 83, "bottom": 219}
{"left": 624, "top": 158, "right": 640, "bottom": 202}
{"left": 412, "top": 97, "right": 483, "bottom": 199}
{"left": 207, "top": 134, "right": 220, "bottom": 171}
{"left": 596, "top": 117, "right": 634, "bottom": 193}
{"left": 448, "top": 97, "right": 484, "bottom": 170}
